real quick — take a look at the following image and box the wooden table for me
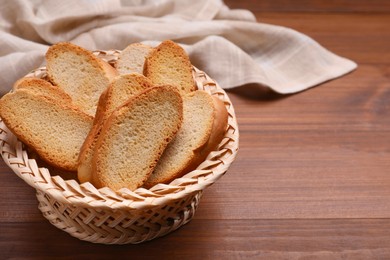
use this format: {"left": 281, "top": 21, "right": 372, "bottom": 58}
{"left": 1, "top": 1, "right": 390, "bottom": 259}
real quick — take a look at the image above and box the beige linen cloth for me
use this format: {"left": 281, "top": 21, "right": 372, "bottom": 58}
{"left": 0, "top": 0, "right": 357, "bottom": 96}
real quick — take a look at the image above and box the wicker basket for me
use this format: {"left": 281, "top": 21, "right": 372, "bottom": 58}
{"left": 0, "top": 50, "right": 239, "bottom": 244}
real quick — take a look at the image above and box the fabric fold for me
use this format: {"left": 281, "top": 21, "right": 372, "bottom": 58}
{"left": 0, "top": 0, "right": 356, "bottom": 96}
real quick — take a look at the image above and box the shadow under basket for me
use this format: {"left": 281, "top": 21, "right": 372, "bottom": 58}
{"left": 0, "top": 50, "right": 239, "bottom": 244}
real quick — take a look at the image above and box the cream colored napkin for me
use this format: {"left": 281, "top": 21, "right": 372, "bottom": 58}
{"left": 0, "top": 0, "right": 356, "bottom": 96}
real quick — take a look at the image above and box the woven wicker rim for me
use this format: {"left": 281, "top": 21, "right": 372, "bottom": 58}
{"left": 0, "top": 50, "right": 239, "bottom": 211}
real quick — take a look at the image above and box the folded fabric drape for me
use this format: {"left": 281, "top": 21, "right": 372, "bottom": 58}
{"left": 0, "top": 0, "right": 356, "bottom": 96}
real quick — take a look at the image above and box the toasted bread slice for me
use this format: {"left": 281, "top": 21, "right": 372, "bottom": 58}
{"left": 0, "top": 90, "right": 93, "bottom": 171}
{"left": 144, "top": 91, "right": 228, "bottom": 188}
{"left": 78, "top": 73, "right": 153, "bottom": 183}
{"left": 144, "top": 40, "right": 196, "bottom": 95}
{"left": 116, "top": 43, "right": 153, "bottom": 75}
{"left": 91, "top": 86, "right": 183, "bottom": 191}
{"left": 96, "top": 73, "right": 153, "bottom": 121}
{"left": 13, "top": 77, "right": 72, "bottom": 104}
{"left": 46, "top": 42, "right": 118, "bottom": 116}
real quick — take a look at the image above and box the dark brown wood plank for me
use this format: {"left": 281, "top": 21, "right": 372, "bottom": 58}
{"left": 1, "top": 219, "right": 390, "bottom": 259}
{"left": 225, "top": 0, "right": 390, "bottom": 13}
{"left": 0, "top": 163, "right": 43, "bottom": 222}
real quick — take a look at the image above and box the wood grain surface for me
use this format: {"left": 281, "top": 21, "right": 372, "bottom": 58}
{"left": 1, "top": 1, "right": 390, "bottom": 259}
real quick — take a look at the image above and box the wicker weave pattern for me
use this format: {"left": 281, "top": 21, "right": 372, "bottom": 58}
{"left": 0, "top": 50, "right": 239, "bottom": 244}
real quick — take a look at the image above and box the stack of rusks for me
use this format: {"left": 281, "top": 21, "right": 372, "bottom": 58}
{"left": 0, "top": 40, "right": 228, "bottom": 191}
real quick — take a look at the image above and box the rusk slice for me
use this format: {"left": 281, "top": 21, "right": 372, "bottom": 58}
{"left": 78, "top": 74, "right": 153, "bottom": 183}
{"left": 144, "top": 91, "right": 228, "bottom": 188}
{"left": 13, "top": 77, "right": 72, "bottom": 104}
{"left": 95, "top": 73, "right": 153, "bottom": 122}
{"left": 0, "top": 90, "right": 93, "bottom": 171}
{"left": 91, "top": 86, "right": 183, "bottom": 191}
{"left": 116, "top": 43, "right": 153, "bottom": 75}
{"left": 144, "top": 40, "right": 196, "bottom": 95}
{"left": 46, "top": 42, "right": 118, "bottom": 116}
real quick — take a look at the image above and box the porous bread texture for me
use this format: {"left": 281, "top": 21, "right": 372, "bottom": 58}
{"left": 116, "top": 43, "right": 153, "bottom": 75}
{"left": 46, "top": 42, "right": 118, "bottom": 116}
{"left": 0, "top": 90, "right": 93, "bottom": 171}
{"left": 91, "top": 86, "right": 183, "bottom": 191}
{"left": 78, "top": 73, "right": 153, "bottom": 183}
{"left": 13, "top": 77, "right": 72, "bottom": 104}
{"left": 144, "top": 90, "right": 228, "bottom": 188}
{"left": 144, "top": 40, "right": 196, "bottom": 96}
{"left": 97, "top": 73, "right": 153, "bottom": 121}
